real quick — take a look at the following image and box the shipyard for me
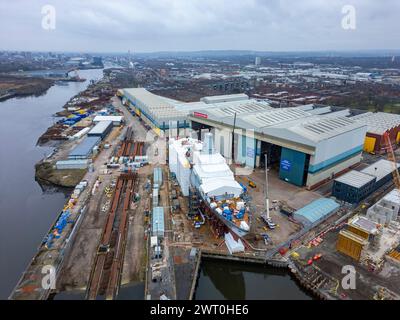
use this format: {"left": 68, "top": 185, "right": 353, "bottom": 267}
{"left": 1, "top": 1, "right": 400, "bottom": 308}
{"left": 6, "top": 68, "right": 400, "bottom": 300}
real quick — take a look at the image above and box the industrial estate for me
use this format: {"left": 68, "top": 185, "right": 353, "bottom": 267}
{"left": 0, "top": 45, "right": 399, "bottom": 302}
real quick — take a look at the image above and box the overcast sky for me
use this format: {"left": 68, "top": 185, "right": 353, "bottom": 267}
{"left": 0, "top": 0, "right": 399, "bottom": 53}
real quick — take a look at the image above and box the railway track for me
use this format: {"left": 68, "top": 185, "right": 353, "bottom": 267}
{"left": 86, "top": 172, "right": 137, "bottom": 300}
{"left": 117, "top": 126, "right": 145, "bottom": 157}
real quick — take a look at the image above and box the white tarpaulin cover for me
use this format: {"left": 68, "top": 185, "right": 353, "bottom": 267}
{"left": 168, "top": 135, "right": 244, "bottom": 199}
{"left": 195, "top": 153, "right": 226, "bottom": 165}
{"left": 200, "top": 179, "right": 242, "bottom": 198}
{"left": 193, "top": 163, "right": 233, "bottom": 180}
{"left": 225, "top": 232, "right": 245, "bottom": 254}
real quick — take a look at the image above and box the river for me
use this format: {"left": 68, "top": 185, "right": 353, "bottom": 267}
{"left": 0, "top": 68, "right": 103, "bottom": 299}
{"left": 194, "top": 259, "right": 313, "bottom": 300}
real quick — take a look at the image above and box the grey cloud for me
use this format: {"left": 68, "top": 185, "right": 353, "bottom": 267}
{"left": 0, "top": 0, "right": 399, "bottom": 52}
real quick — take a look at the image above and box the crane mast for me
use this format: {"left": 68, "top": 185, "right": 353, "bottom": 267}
{"left": 264, "top": 153, "right": 270, "bottom": 219}
{"left": 383, "top": 131, "right": 400, "bottom": 190}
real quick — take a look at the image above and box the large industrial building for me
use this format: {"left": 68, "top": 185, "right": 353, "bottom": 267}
{"left": 119, "top": 88, "right": 400, "bottom": 189}
{"left": 188, "top": 104, "right": 368, "bottom": 189}
{"left": 351, "top": 112, "right": 400, "bottom": 154}
{"left": 118, "top": 88, "right": 270, "bottom": 136}
{"left": 119, "top": 88, "right": 189, "bottom": 135}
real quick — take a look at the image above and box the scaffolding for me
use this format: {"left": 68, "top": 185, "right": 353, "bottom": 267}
{"left": 188, "top": 187, "right": 199, "bottom": 218}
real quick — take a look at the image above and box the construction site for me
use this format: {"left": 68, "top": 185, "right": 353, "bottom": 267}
{"left": 8, "top": 86, "right": 400, "bottom": 301}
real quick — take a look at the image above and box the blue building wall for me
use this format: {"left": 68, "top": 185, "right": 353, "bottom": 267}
{"left": 332, "top": 178, "right": 376, "bottom": 204}
{"left": 279, "top": 148, "right": 307, "bottom": 186}
{"left": 308, "top": 145, "right": 363, "bottom": 173}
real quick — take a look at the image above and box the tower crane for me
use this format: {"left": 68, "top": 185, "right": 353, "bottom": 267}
{"left": 383, "top": 131, "right": 400, "bottom": 190}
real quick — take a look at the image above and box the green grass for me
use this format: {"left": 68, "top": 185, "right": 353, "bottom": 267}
{"left": 383, "top": 103, "right": 400, "bottom": 114}
{"left": 35, "top": 162, "right": 86, "bottom": 188}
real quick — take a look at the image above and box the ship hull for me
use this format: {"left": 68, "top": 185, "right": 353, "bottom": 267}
{"left": 202, "top": 199, "right": 250, "bottom": 238}
{"left": 217, "top": 214, "right": 249, "bottom": 238}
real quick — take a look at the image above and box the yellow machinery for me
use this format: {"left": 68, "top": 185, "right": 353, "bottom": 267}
{"left": 153, "top": 127, "right": 161, "bottom": 136}
{"left": 290, "top": 251, "right": 300, "bottom": 259}
{"left": 243, "top": 177, "right": 256, "bottom": 188}
{"left": 363, "top": 136, "right": 376, "bottom": 153}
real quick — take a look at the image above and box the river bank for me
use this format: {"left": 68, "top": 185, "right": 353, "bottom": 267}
{"left": 0, "top": 75, "right": 54, "bottom": 101}
{"left": 0, "top": 68, "right": 104, "bottom": 299}
{"left": 33, "top": 67, "right": 129, "bottom": 188}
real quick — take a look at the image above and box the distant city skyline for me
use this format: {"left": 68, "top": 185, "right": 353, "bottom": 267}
{"left": 0, "top": 0, "right": 399, "bottom": 53}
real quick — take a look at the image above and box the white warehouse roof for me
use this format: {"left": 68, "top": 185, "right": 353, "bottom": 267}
{"left": 382, "top": 189, "right": 400, "bottom": 204}
{"left": 334, "top": 159, "right": 400, "bottom": 188}
{"left": 124, "top": 87, "right": 173, "bottom": 108}
{"left": 199, "top": 179, "right": 242, "bottom": 198}
{"left": 361, "top": 159, "right": 400, "bottom": 182}
{"left": 205, "top": 100, "right": 272, "bottom": 118}
{"left": 228, "top": 106, "right": 366, "bottom": 146}
{"left": 182, "top": 96, "right": 366, "bottom": 149}
{"left": 88, "top": 120, "right": 112, "bottom": 135}
{"left": 334, "top": 170, "right": 375, "bottom": 188}
{"left": 93, "top": 115, "right": 123, "bottom": 123}
{"left": 351, "top": 112, "right": 400, "bottom": 135}
{"left": 119, "top": 88, "right": 367, "bottom": 149}
{"left": 122, "top": 88, "right": 187, "bottom": 123}
{"left": 290, "top": 116, "right": 361, "bottom": 143}
{"left": 201, "top": 93, "right": 249, "bottom": 104}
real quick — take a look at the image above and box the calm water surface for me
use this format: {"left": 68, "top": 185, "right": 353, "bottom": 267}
{"left": 0, "top": 69, "right": 103, "bottom": 299}
{"left": 195, "top": 259, "right": 313, "bottom": 300}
